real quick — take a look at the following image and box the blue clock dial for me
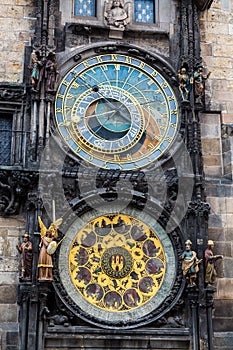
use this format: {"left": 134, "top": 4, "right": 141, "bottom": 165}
{"left": 55, "top": 54, "right": 179, "bottom": 170}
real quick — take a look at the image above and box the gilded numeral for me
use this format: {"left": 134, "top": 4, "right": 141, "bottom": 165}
{"left": 97, "top": 56, "right": 103, "bottom": 63}
{"left": 62, "top": 81, "right": 69, "bottom": 87}
{"left": 83, "top": 61, "right": 90, "bottom": 68}
{"left": 139, "top": 61, "right": 145, "bottom": 69}
{"left": 148, "top": 143, "right": 155, "bottom": 150}
{"left": 66, "top": 93, "right": 75, "bottom": 99}
{"left": 125, "top": 56, "right": 132, "bottom": 64}
{"left": 165, "top": 136, "right": 172, "bottom": 142}
{"left": 102, "top": 65, "right": 108, "bottom": 71}
{"left": 114, "top": 154, "right": 121, "bottom": 161}
{"left": 115, "top": 64, "right": 120, "bottom": 71}
{"left": 57, "top": 94, "right": 64, "bottom": 99}
{"left": 127, "top": 153, "right": 132, "bottom": 161}
{"left": 151, "top": 70, "right": 158, "bottom": 77}
{"left": 56, "top": 108, "right": 62, "bottom": 113}
{"left": 111, "top": 54, "right": 118, "bottom": 61}
{"left": 72, "top": 82, "right": 80, "bottom": 88}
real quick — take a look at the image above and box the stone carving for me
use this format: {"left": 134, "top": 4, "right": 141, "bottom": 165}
{"left": 178, "top": 67, "right": 193, "bottom": 101}
{"left": 28, "top": 50, "right": 43, "bottom": 92}
{"left": 194, "top": 64, "right": 211, "bottom": 103}
{"left": 38, "top": 216, "right": 63, "bottom": 281}
{"left": 104, "top": 0, "right": 131, "bottom": 31}
{"left": 0, "top": 171, "right": 38, "bottom": 215}
{"left": 16, "top": 233, "right": 33, "bottom": 280}
{"left": 45, "top": 52, "right": 59, "bottom": 93}
{"left": 180, "top": 240, "right": 202, "bottom": 286}
{"left": 205, "top": 240, "right": 223, "bottom": 286}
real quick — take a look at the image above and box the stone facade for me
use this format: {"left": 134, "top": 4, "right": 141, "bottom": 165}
{"left": 0, "top": 216, "right": 25, "bottom": 350}
{"left": 0, "top": 0, "right": 37, "bottom": 84}
{"left": 0, "top": 0, "right": 232, "bottom": 349}
{"left": 199, "top": 1, "right": 233, "bottom": 347}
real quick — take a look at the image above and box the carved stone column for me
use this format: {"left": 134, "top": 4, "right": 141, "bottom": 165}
{"left": 187, "top": 286, "right": 200, "bottom": 350}
{"left": 206, "top": 286, "right": 216, "bottom": 350}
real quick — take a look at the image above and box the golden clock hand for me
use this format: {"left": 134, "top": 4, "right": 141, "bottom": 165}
{"left": 59, "top": 110, "right": 117, "bottom": 126}
{"left": 85, "top": 109, "right": 116, "bottom": 119}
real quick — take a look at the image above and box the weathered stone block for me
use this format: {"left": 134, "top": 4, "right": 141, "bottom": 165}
{"left": 202, "top": 138, "right": 221, "bottom": 155}
{"left": 0, "top": 304, "right": 17, "bottom": 323}
{"left": 214, "top": 332, "right": 233, "bottom": 348}
{"left": 208, "top": 213, "right": 223, "bottom": 228}
{"left": 208, "top": 227, "right": 225, "bottom": 241}
{"left": 204, "top": 165, "right": 223, "bottom": 176}
{"left": 201, "top": 124, "right": 221, "bottom": 138}
{"left": 0, "top": 258, "right": 18, "bottom": 272}
{"left": 0, "top": 285, "right": 17, "bottom": 304}
{"left": 213, "top": 317, "right": 233, "bottom": 332}
{"left": 208, "top": 197, "right": 226, "bottom": 214}
{"left": 222, "top": 258, "right": 233, "bottom": 278}
{"left": 214, "top": 299, "right": 233, "bottom": 317}
{"left": 214, "top": 241, "right": 231, "bottom": 257}
{"left": 0, "top": 272, "right": 18, "bottom": 286}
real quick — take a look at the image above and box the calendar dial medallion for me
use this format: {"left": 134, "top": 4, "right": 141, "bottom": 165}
{"left": 58, "top": 206, "right": 177, "bottom": 327}
{"left": 55, "top": 53, "right": 179, "bottom": 170}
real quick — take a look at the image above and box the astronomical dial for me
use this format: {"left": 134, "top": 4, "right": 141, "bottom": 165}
{"left": 55, "top": 53, "right": 179, "bottom": 170}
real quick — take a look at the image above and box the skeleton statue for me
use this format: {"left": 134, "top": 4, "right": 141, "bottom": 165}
{"left": 104, "top": 0, "right": 131, "bottom": 31}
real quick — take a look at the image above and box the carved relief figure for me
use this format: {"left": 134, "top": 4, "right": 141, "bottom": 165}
{"left": 178, "top": 67, "right": 192, "bottom": 101}
{"left": 16, "top": 233, "right": 33, "bottom": 279}
{"left": 180, "top": 240, "right": 202, "bottom": 286}
{"left": 45, "top": 52, "right": 59, "bottom": 93}
{"left": 38, "top": 216, "right": 62, "bottom": 281}
{"left": 194, "top": 64, "right": 211, "bottom": 102}
{"left": 104, "top": 0, "right": 131, "bottom": 30}
{"left": 28, "top": 50, "right": 43, "bottom": 92}
{"left": 205, "top": 240, "right": 223, "bottom": 286}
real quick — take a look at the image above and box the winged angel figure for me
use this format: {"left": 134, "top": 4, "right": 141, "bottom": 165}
{"left": 104, "top": 0, "right": 132, "bottom": 30}
{"left": 38, "top": 216, "right": 62, "bottom": 280}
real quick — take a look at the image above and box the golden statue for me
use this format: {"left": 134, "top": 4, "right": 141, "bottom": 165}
{"left": 38, "top": 216, "right": 62, "bottom": 281}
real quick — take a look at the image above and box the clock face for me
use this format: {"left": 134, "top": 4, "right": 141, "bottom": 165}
{"left": 58, "top": 206, "right": 177, "bottom": 327}
{"left": 55, "top": 53, "right": 179, "bottom": 170}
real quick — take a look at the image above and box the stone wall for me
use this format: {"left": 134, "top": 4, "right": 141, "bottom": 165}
{"left": 0, "top": 216, "right": 25, "bottom": 350}
{"left": 0, "top": 0, "right": 37, "bottom": 83}
{"left": 199, "top": 0, "right": 233, "bottom": 345}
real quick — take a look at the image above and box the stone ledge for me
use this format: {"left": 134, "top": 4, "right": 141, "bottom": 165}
{"left": 214, "top": 332, "right": 233, "bottom": 348}
{"left": 45, "top": 327, "right": 190, "bottom": 349}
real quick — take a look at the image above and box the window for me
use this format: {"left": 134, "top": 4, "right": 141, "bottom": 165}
{"left": 0, "top": 114, "right": 12, "bottom": 165}
{"left": 134, "top": 0, "right": 155, "bottom": 23}
{"left": 74, "top": 0, "right": 96, "bottom": 17}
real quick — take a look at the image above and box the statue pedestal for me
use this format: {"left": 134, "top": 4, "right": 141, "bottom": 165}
{"left": 109, "top": 27, "right": 124, "bottom": 39}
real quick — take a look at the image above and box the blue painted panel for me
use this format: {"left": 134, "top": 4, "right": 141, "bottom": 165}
{"left": 74, "top": 0, "right": 95, "bottom": 16}
{"left": 135, "top": 0, "right": 155, "bottom": 23}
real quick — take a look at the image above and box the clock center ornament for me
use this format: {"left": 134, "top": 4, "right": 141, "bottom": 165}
{"left": 55, "top": 51, "right": 179, "bottom": 170}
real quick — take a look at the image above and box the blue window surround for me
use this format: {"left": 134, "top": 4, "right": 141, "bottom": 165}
{"left": 134, "top": 0, "right": 155, "bottom": 23}
{"left": 74, "top": 0, "right": 96, "bottom": 17}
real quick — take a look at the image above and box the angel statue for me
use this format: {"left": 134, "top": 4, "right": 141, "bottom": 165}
{"left": 104, "top": 0, "right": 131, "bottom": 30}
{"left": 38, "top": 216, "right": 62, "bottom": 281}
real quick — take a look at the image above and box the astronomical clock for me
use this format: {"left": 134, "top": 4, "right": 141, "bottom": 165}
{"left": 51, "top": 43, "right": 184, "bottom": 329}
